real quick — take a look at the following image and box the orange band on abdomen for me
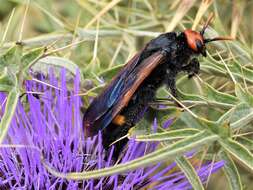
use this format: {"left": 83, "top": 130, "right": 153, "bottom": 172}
{"left": 112, "top": 115, "right": 126, "bottom": 126}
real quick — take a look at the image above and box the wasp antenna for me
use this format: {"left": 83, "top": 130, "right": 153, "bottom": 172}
{"left": 204, "top": 36, "right": 234, "bottom": 43}
{"left": 200, "top": 13, "right": 214, "bottom": 36}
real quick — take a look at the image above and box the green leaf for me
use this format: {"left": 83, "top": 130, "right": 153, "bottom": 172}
{"left": 77, "top": 28, "right": 122, "bottom": 39}
{"left": 34, "top": 2, "right": 65, "bottom": 28}
{"left": 201, "top": 59, "right": 253, "bottom": 84}
{"left": 201, "top": 61, "right": 227, "bottom": 78}
{"left": 178, "top": 89, "right": 205, "bottom": 101}
{"left": 98, "top": 64, "right": 124, "bottom": 81}
{"left": 218, "top": 103, "right": 253, "bottom": 129}
{"left": 0, "top": 87, "right": 20, "bottom": 144}
{"left": 2, "top": 33, "right": 72, "bottom": 49}
{"left": 180, "top": 112, "right": 230, "bottom": 138}
{"left": 0, "top": 45, "right": 22, "bottom": 74}
{"left": 22, "top": 47, "right": 45, "bottom": 71}
{"left": 230, "top": 111, "right": 253, "bottom": 129}
{"left": 178, "top": 88, "right": 234, "bottom": 109}
{"left": 220, "top": 139, "right": 253, "bottom": 171}
{"left": 0, "top": 84, "right": 12, "bottom": 92}
{"left": 43, "top": 130, "right": 218, "bottom": 180}
{"left": 31, "top": 56, "right": 79, "bottom": 77}
{"left": 82, "top": 84, "right": 105, "bottom": 97}
{"left": 0, "top": 45, "right": 22, "bottom": 66}
{"left": 230, "top": 61, "right": 253, "bottom": 84}
{"left": 179, "top": 112, "right": 204, "bottom": 130}
{"left": 237, "top": 137, "right": 253, "bottom": 151}
{"left": 175, "top": 156, "right": 204, "bottom": 190}
{"left": 204, "top": 83, "right": 238, "bottom": 105}
{"left": 131, "top": 128, "right": 200, "bottom": 142}
{"left": 178, "top": 77, "right": 238, "bottom": 109}
{"left": 0, "top": 67, "right": 15, "bottom": 90}
{"left": 235, "top": 84, "right": 253, "bottom": 106}
{"left": 220, "top": 151, "right": 243, "bottom": 190}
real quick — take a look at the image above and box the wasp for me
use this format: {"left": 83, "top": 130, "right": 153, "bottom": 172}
{"left": 83, "top": 15, "right": 233, "bottom": 158}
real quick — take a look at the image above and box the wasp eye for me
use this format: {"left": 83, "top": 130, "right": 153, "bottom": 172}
{"left": 196, "top": 39, "right": 206, "bottom": 56}
{"left": 196, "top": 40, "right": 203, "bottom": 51}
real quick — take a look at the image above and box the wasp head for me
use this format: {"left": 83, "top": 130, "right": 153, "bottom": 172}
{"left": 183, "top": 14, "right": 233, "bottom": 57}
{"left": 183, "top": 29, "right": 206, "bottom": 56}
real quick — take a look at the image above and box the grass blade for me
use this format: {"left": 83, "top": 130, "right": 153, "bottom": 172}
{"left": 176, "top": 156, "right": 204, "bottom": 190}
{"left": 132, "top": 128, "right": 200, "bottom": 142}
{"left": 43, "top": 130, "right": 218, "bottom": 180}
{"left": 220, "top": 151, "right": 243, "bottom": 190}
{"left": 0, "top": 87, "right": 20, "bottom": 144}
{"left": 220, "top": 139, "right": 253, "bottom": 171}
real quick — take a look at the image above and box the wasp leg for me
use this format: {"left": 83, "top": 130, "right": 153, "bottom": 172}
{"left": 154, "top": 98, "right": 172, "bottom": 102}
{"left": 166, "top": 77, "right": 183, "bottom": 108}
{"left": 182, "top": 58, "right": 200, "bottom": 78}
{"left": 167, "top": 77, "right": 178, "bottom": 98}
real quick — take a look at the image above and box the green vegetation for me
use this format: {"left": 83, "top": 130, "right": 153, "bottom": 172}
{"left": 0, "top": 0, "right": 252, "bottom": 189}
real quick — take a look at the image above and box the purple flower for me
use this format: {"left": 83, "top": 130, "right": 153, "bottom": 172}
{"left": 0, "top": 69, "right": 224, "bottom": 189}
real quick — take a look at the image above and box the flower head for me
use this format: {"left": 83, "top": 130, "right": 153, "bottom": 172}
{"left": 0, "top": 69, "right": 223, "bottom": 189}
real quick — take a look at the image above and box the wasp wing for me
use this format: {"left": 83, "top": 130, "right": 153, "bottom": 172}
{"left": 83, "top": 51, "right": 142, "bottom": 135}
{"left": 83, "top": 51, "right": 166, "bottom": 136}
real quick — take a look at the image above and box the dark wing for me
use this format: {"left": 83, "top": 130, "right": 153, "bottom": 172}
{"left": 83, "top": 51, "right": 166, "bottom": 136}
{"left": 83, "top": 51, "right": 142, "bottom": 136}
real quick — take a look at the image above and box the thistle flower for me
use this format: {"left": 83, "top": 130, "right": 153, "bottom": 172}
{"left": 0, "top": 69, "right": 224, "bottom": 189}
